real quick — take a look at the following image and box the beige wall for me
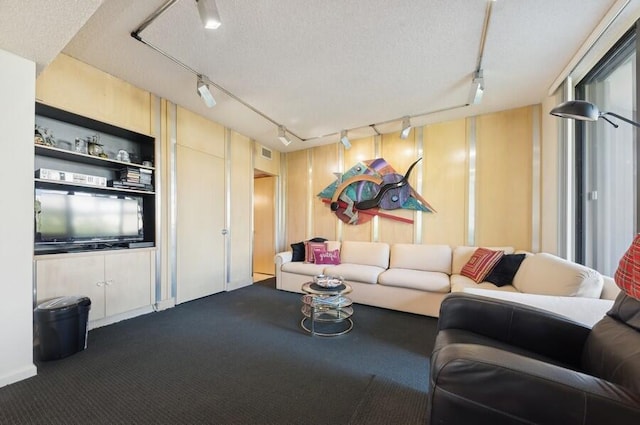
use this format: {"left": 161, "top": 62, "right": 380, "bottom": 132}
{"left": 283, "top": 105, "right": 541, "bottom": 252}
{"left": 0, "top": 48, "right": 38, "bottom": 387}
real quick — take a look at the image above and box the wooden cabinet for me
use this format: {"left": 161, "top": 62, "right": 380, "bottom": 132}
{"left": 35, "top": 249, "right": 155, "bottom": 325}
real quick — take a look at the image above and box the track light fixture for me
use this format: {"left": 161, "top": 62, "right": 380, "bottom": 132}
{"left": 468, "top": 70, "right": 484, "bottom": 105}
{"left": 400, "top": 116, "right": 412, "bottom": 139}
{"left": 278, "top": 126, "right": 292, "bottom": 146}
{"left": 196, "top": 0, "right": 222, "bottom": 29}
{"left": 340, "top": 130, "right": 351, "bottom": 150}
{"left": 197, "top": 75, "right": 216, "bottom": 108}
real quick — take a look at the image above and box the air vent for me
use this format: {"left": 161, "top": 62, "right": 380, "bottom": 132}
{"left": 261, "top": 146, "right": 272, "bottom": 160}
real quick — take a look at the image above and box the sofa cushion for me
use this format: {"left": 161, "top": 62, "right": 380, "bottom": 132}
{"left": 512, "top": 253, "right": 603, "bottom": 298}
{"left": 452, "top": 246, "right": 515, "bottom": 275}
{"left": 484, "top": 254, "right": 527, "bottom": 287}
{"left": 460, "top": 248, "right": 504, "bottom": 283}
{"left": 281, "top": 261, "right": 326, "bottom": 276}
{"left": 378, "top": 269, "right": 450, "bottom": 292}
{"left": 322, "top": 264, "right": 386, "bottom": 284}
{"left": 582, "top": 315, "right": 640, "bottom": 395}
{"left": 389, "top": 243, "right": 452, "bottom": 274}
{"left": 450, "top": 274, "right": 519, "bottom": 293}
{"left": 339, "top": 241, "right": 390, "bottom": 268}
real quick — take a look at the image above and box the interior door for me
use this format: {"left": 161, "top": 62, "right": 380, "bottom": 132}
{"left": 176, "top": 145, "right": 225, "bottom": 303}
{"left": 253, "top": 175, "right": 275, "bottom": 275}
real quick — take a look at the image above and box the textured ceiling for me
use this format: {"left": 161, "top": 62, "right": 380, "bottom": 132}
{"left": 0, "top": 0, "right": 631, "bottom": 152}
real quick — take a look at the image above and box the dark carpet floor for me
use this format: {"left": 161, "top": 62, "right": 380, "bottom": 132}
{"left": 0, "top": 280, "right": 437, "bottom": 425}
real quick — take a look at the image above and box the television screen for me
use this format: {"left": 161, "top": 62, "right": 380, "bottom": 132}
{"left": 35, "top": 189, "right": 143, "bottom": 245}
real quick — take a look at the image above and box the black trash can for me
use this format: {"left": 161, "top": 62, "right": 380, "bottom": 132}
{"left": 34, "top": 296, "right": 91, "bottom": 361}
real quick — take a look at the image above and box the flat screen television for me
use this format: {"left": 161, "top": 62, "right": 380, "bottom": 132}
{"left": 35, "top": 188, "right": 143, "bottom": 251}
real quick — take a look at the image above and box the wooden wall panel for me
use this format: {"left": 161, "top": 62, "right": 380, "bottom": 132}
{"left": 176, "top": 106, "right": 225, "bottom": 158}
{"left": 379, "top": 132, "right": 418, "bottom": 244}
{"left": 36, "top": 54, "right": 152, "bottom": 135}
{"left": 285, "top": 150, "right": 309, "bottom": 246}
{"left": 229, "top": 131, "right": 253, "bottom": 288}
{"left": 476, "top": 106, "right": 533, "bottom": 250}
{"left": 423, "top": 119, "right": 467, "bottom": 246}
{"left": 311, "top": 144, "right": 339, "bottom": 240}
{"left": 342, "top": 137, "right": 375, "bottom": 241}
{"left": 254, "top": 176, "right": 276, "bottom": 274}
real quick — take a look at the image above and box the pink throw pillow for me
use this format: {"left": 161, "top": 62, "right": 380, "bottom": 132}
{"left": 304, "top": 241, "right": 326, "bottom": 263}
{"left": 314, "top": 249, "right": 341, "bottom": 265}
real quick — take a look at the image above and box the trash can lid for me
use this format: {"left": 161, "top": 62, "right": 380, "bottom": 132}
{"left": 36, "top": 296, "right": 91, "bottom": 311}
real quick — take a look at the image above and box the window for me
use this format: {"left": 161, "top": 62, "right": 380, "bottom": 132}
{"left": 575, "top": 27, "right": 638, "bottom": 276}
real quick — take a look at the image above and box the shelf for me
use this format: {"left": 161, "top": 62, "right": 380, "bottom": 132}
{"left": 35, "top": 178, "right": 155, "bottom": 195}
{"left": 35, "top": 144, "right": 154, "bottom": 171}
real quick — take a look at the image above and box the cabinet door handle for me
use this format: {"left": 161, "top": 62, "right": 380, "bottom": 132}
{"left": 96, "top": 281, "right": 105, "bottom": 287}
{"left": 105, "top": 280, "right": 114, "bottom": 286}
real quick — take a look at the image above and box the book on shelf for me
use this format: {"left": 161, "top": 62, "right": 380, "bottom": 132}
{"left": 108, "top": 180, "right": 154, "bottom": 191}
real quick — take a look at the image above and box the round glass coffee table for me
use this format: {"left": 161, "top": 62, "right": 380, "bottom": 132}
{"left": 300, "top": 281, "right": 353, "bottom": 337}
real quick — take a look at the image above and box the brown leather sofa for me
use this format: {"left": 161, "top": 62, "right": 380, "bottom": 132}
{"left": 427, "top": 292, "right": 640, "bottom": 424}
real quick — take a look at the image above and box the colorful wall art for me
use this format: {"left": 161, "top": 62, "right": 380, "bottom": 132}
{"left": 317, "top": 158, "right": 435, "bottom": 225}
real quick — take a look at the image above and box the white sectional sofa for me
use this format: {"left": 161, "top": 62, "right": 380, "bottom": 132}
{"left": 275, "top": 241, "right": 620, "bottom": 326}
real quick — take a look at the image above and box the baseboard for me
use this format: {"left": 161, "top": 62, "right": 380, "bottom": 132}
{"left": 88, "top": 305, "right": 154, "bottom": 330}
{"left": 227, "top": 278, "right": 253, "bottom": 291}
{"left": 0, "top": 363, "right": 37, "bottom": 389}
{"left": 154, "top": 298, "right": 175, "bottom": 311}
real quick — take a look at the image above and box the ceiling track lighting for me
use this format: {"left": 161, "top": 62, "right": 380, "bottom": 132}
{"left": 278, "top": 126, "right": 292, "bottom": 146}
{"left": 468, "top": 69, "right": 485, "bottom": 105}
{"left": 197, "top": 75, "right": 216, "bottom": 108}
{"left": 400, "top": 116, "right": 412, "bottom": 139}
{"left": 196, "top": 0, "right": 221, "bottom": 29}
{"left": 340, "top": 130, "right": 351, "bottom": 150}
{"left": 133, "top": 1, "right": 472, "bottom": 149}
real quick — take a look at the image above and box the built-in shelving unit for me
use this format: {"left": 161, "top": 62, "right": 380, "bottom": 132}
{"left": 34, "top": 102, "right": 157, "bottom": 254}
{"left": 33, "top": 102, "right": 159, "bottom": 328}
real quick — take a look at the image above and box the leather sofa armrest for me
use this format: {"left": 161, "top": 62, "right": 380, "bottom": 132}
{"left": 437, "top": 293, "right": 591, "bottom": 366}
{"left": 428, "top": 343, "right": 640, "bottom": 425}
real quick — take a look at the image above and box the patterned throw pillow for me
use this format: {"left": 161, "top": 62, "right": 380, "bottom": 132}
{"left": 304, "top": 241, "right": 326, "bottom": 263}
{"left": 460, "top": 248, "right": 504, "bottom": 283}
{"left": 314, "top": 249, "right": 341, "bottom": 265}
{"left": 614, "top": 234, "right": 640, "bottom": 300}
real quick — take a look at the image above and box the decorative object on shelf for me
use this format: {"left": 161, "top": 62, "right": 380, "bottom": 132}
{"left": 35, "top": 125, "right": 56, "bottom": 147}
{"left": 116, "top": 149, "right": 131, "bottom": 162}
{"left": 142, "top": 160, "right": 153, "bottom": 168}
{"left": 87, "top": 134, "right": 106, "bottom": 158}
{"left": 75, "top": 137, "right": 88, "bottom": 154}
{"left": 317, "top": 157, "right": 435, "bottom": 225}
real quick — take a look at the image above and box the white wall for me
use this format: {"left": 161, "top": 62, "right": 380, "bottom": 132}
{"left": 0, "top": 49, "right": 37, "bottom": 387}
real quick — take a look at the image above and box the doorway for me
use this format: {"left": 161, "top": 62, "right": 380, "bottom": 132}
{"left": 253, "top": 171, "right": 276, "bottom": 282}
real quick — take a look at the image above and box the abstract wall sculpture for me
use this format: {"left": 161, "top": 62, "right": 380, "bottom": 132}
{"left": 318, "top": 158, "right": 435, "bottom": 225}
